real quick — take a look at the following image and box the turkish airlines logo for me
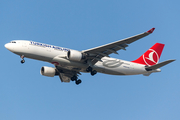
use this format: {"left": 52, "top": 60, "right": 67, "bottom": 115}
{"left": 143, "top": 49, "right": 159, "bottom": 66}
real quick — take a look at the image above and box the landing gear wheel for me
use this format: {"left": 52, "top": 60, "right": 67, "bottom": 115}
{"left": 91, "top": 70, "right": 97, "bottom": 76}
{"left": 75, "top": 79, "right": 82, "bottom": 85}
{"left": 71, "top": 76, "right": 77, "bottom": 81}
{"left": 86, "top": 66, "right": 92, "bottom": 72}
{"left": 21, "top": 60, "right": 25, "bottom": 64}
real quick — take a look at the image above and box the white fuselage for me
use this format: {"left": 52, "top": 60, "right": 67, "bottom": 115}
{"left": 5, "top": 40, "right": 160, "bottom": 76}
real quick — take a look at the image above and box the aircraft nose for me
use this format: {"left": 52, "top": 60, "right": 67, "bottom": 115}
{"left": 5, "top": 43, "right": 13, "bottom": 51}
{"left": 5, "top": 43, "right": 9, "bottom": 49}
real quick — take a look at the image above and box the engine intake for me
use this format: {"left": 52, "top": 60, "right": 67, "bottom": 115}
{"left": 40, "top": 66, "right": 59, "bottom": 77}
{"left": 67, "top": 50, "right": 86, "bottom": 61}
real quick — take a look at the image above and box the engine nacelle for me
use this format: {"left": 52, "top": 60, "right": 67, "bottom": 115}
{"left": 40, "top": 66, "right": 57, "bottom": 77}
{"left": 67, "top": 50, "right": 86, "bottom": 61}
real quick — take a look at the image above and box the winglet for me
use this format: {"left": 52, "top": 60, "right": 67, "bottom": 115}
{"left": 147, "top": 28, "right": 155, "bottom": 33}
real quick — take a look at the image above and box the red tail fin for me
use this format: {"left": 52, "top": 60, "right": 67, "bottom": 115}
{"left": 132, "top": 43, "right": 165, "bottom": 66}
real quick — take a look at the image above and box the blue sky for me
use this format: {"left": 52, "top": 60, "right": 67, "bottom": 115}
{"left": 1, "top": 0, "right": 179, "bottom": 120}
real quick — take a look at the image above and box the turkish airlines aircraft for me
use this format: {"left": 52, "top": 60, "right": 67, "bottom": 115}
{"left": 5, "top": 28, "right": 175, "bottom": 85}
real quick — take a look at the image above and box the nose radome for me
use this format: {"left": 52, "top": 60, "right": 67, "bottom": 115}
{"left": 4, "top": 43, "right": 13, "bottom": 51}
{"left": 4, "top": 43, "right": 9, "bottom": 49}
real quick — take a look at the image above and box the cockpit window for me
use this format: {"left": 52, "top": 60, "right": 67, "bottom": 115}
{"left": 10, "top": 41, "right": 16, "bottom": 43}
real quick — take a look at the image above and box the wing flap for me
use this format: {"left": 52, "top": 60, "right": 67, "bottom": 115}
{"left": 59, "top": 73, "right": 71, "bottom": 82}
{"left": 55, "top": 66, "right": 80, "bottom": 83}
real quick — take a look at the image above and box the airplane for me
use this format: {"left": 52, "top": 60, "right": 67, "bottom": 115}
{"left": 4, "top": 28, "right": 175, "bottom": 85}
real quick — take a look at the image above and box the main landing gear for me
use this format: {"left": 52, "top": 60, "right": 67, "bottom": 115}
{"left": 86, "top": 66, "right": 97, "bottom": 76}
{"left": 70, "top": 66, "right": 97, "bottom": 85}
{"left": 71, "top": 75, "right": 82, "bottom": 85}
{"left": 20, "top": 55, "right": 25, "bottom": 64}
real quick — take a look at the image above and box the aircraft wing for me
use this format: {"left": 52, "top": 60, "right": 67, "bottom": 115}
{"left": 82, "top": 28, "right": 155, "bottom": 65}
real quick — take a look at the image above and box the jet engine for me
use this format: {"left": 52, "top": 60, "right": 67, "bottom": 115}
{"left": 67, "top": 50, "right": 86, "bottom": 61}
{"left": 40, "top": 66, "right": 58, "bottom": 77}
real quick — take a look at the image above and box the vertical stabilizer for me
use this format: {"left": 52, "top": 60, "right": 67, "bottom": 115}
{"left": 132, "top": 43, "right": 165, "bottom": 66}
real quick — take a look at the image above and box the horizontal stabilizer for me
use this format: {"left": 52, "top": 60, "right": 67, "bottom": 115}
{"left": 145, "top": 59, "right": 175, "bottom": 71}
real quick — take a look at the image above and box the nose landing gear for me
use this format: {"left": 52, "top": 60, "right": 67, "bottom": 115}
{"left": 20, "top": 55, "right": 25, "bottom": 64}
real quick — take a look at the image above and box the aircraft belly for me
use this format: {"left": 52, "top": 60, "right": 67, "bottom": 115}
{"left": 25, "top": 53, "right": 53, "bottom": 62}
{"left": 53, "top": 57, "right": 88, "bottom": 71}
